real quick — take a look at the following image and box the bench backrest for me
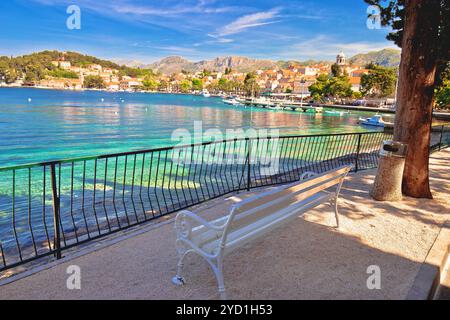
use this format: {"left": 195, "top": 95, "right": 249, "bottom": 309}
{"left": 220, "top": 165, "right": 352, "bottom": 247}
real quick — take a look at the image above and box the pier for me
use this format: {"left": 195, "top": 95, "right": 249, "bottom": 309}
{"left": 235, "top": 98, "right": 450, "bottom": 121}
{"left": 237, "top": 98, "right": 322, "bottom": 112}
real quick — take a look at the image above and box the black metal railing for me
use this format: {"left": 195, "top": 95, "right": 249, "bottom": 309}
{"left": 0, "top": 128, "right": 447, "bottom": 273}
{"left": 431, "top": 124, "right": 450, "bottom": 151}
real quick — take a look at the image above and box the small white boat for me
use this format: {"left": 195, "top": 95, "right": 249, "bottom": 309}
{"left": 201, "top": 90, "right": 211, "bottom": 98}
{"left": 324, "top": 110, "right": 349, "bottom": 116}
{"left": 269, "top": 104, "right": 284, "bottom": 110}
{"left": 223, "top": 98, "right": 240, "bottom": 106}
{"left": 358, "top": 115, "right": 386, "bottom": 127}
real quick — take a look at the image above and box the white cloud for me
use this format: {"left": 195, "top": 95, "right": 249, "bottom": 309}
{"left": 215, "top": 8, "right": 281, "bottom": 37}
{"left": 32, "top": 0, "right": 238, "bottom": 17}
{"left": 113, "top": 3, "right": 236, "bottom": 16}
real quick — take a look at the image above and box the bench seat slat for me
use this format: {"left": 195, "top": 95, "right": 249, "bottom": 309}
{"left": 235, "top": 166, "right": 349, "bottom": 214}
{"left": 186, "top": 169, "right": 348, "bottom": 252}
{"left": 201, "top": 191, "right": 333, "bottom": 255}
{"left": 189, "top": 188, "right": 334, "bottom": 250}
{"left": 173, "top": 165, "right": 352, "bottom": 299}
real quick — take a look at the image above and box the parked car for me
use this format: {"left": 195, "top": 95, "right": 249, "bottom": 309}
{"left": 352, "top": 99, "right": 367, "bottom": 106}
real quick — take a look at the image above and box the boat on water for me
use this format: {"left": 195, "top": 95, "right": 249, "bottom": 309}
{"left": 222, "top": 98, "right": 240, "bottom": 106}
{"left": 358, "top": 115, "right": 387, "bottom": 127}
{"left": 324, "top": 110, "right": 350, "bottom": 116}
{"left": 269, "top": 104, "right": 284, "bottom": 110}
{"left": 201, "top": 90, "right": 211, "bottom": 98}
{"left": 298, "top": 106, "right": 323, "bottom": 114}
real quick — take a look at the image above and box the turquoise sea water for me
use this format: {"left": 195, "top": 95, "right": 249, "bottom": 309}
{"left": 0, "top": 87, "right": 386, "bottom": 168}
{"left": 0, "top": 87, "right": 394, "bottom": 268}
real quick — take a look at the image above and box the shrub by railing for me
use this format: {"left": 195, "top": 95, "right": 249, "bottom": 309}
{"left": 0, "top": 128, "right": 447, "bottom": 273}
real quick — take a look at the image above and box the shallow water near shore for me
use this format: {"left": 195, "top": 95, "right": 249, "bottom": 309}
{"left": 0, "top": 87, "right": 386, "bottom": 168}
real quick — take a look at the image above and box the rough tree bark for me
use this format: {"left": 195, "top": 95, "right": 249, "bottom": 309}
{"left": 393, "top": 0, "right": 440, "bottom": 199}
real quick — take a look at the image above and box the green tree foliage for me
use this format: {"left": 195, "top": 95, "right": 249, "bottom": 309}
{"left": 435, "top": 63, "right": 450, "bottom": 109}
{"left": 308, "top": 74, "right": 353, "bottom": 100}
{"left": 435, "top": 83, "right": 450, "bottom": 109}
{"left": 327, "top": 76, "right": 353, "bottom": 99}
{"left": 142, "top": 76, "right": 159, "bottom": 91}
{"left": 331, "top": 63, "right": 342, "bottom": 77}
{"left": 0, "top": 50, "right": 155, "bottom": 83}
{"left": 308, "top": 74, "right": 330, "bottom": 100}
{"left": 201, "top": 69, "right": 212, "bottom": 77}
{"left": 244, "top": 72, "right": 260, "bottom": 97}
{"left": 364, "top": 0, "right": 449, "bottom": 84}
{"left": 83, "top": 75, "right": 106, "bottom": 89}
{"left": 191, "top": 78, "right": 203, "bottom": 91}
{"left": 47, "top": 68, "right": 79, "bottom": 79}
{"left": 360, "top": 64, "right": 397, "bottom": 97}
{"left": 180, "top": 80, "right": 192, "bottom": 93}
{"left": 0, "top": 68, "right": 19, "bottom": 83}
{"left": 206, "top": 82, "right": 218, "bottom": 93}
{"left": 352, "top": 91, "right": 363, "bottom": 99}
{"left": 24, "top": 71, "right": 39, "bottom": 83}
{"left": 158, "top": 80, "right": 169, "bottom": 91}
{"left": 216, "top": 78, "right": 242, "bottom": 94}
{"left": 218, "top": 78, "right": 228, "bottom": 91}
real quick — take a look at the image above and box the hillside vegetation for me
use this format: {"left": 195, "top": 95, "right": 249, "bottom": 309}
{"left": 0, "top": 50, "right": 155, "bottom": 84}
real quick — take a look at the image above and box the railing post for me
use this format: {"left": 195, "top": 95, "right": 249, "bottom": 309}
{"left": 438, "top": 125, "right": 444, "bottom": 151}
{"left": 50, "top": 163, "right": 62, "bottom": 260}
{"left": 247, "top": 138, "right": 251, "bottom": 191}
{"left": 355, "top": 134, "right": 362, "bottom": 172}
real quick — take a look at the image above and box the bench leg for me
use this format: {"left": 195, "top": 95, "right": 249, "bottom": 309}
{"left": 172, "top": 250, "right": 191, "bottom": 286}
{"left": 334, "top": 179, "right": 345, "bottom": 229}
{"left": 334, "top": 198, "right": 340, "bottom": 229}
{"left": 210, "top": 258, "right": 227, "bottom": 300}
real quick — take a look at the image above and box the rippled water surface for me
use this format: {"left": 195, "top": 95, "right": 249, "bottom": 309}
{"left": 0, "top": 87, "right": 386, "bottom": 167}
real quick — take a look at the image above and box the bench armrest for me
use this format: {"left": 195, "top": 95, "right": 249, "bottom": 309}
{"left": 174, "top": 210, "right": 228, "bottom": 239}
{"left": 300, "top": 171, "right": 317, "bottom": 180}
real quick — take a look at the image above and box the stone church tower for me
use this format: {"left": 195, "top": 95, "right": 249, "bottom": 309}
{"left": 336, "top": 51, "right": 347, "bottom": 74}
{"left": 336, "top": 51, "right": 346, "bottom": 65}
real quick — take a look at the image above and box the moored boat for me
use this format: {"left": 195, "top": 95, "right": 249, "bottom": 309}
{"left": 324, "top": 110, "right": 350, "bottom": 116}
{"left": 201, "top": 90, "right": 211, "bottom": 97}
{"left": 269, "top": 104, "right": 284, "bottom": 110}
{"left": 222, "top": 98, "right": 240, "bottom": 106}
{"left": 358, "top": 115, "right": 386, "bottom": 127}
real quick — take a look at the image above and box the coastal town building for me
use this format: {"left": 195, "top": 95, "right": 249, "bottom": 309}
{"left": 14, "top": 51, "right": 370, "bottom": 95}
{"left": 349, "top": 77, "right": 362, "bottom": 92}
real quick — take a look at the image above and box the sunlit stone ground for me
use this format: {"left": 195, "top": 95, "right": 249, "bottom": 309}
{"left": 0, "top": 149, "right": 448, "bottom": 300}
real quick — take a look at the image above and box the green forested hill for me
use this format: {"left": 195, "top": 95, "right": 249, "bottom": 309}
{"left": 0, "top": 50, "right": 154, "bottom": 84}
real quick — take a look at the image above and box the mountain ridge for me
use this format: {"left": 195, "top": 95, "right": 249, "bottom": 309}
{"left": 141, "top": 48, "right": 401, "bottom": 74}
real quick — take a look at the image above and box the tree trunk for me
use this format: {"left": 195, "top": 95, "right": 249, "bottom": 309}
{"left": 393, "top": 0, "right": 440, "bottom": 199}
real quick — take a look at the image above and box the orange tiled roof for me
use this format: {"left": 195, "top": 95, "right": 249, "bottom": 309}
{"left": 349, "top": 77, "right": 361, "bottom": 85}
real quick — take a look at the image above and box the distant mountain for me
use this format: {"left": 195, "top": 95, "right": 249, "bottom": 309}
{"left": 276, "top": 59, "right": 333, "bottom": 69}
{"left": 112, "top": 59, "right": 146, "bottom": 68}
{"left": 147, "top": 56, "right": 277, "bottom": 74}
{"left": 349, "top": 48, "right": 401, "bottom": 68}
{"left": 146, "top": 56, "right": 197, "bottom": 74}
{"left": 144, "top": 49, "right": 400, "bottom": 75}
{"left": 198, "top": 56, "right": 276, "bottom": 73}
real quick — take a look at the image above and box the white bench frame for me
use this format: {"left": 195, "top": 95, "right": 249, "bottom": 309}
{"left": 172, "top": 165, "right": 352, "bottom": 299}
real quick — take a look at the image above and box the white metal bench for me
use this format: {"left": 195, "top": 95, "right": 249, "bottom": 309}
{"left": 172, "top": 165, "right": 352, "bottom": 299}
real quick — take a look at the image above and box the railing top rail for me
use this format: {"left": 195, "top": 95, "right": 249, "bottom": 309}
{"left": 0, "top": 130, "right": 387, "bottom": 172}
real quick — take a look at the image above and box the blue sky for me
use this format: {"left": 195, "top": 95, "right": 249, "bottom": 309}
{"left": 0, "top": 0, "right": 398, "bottom": 63}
